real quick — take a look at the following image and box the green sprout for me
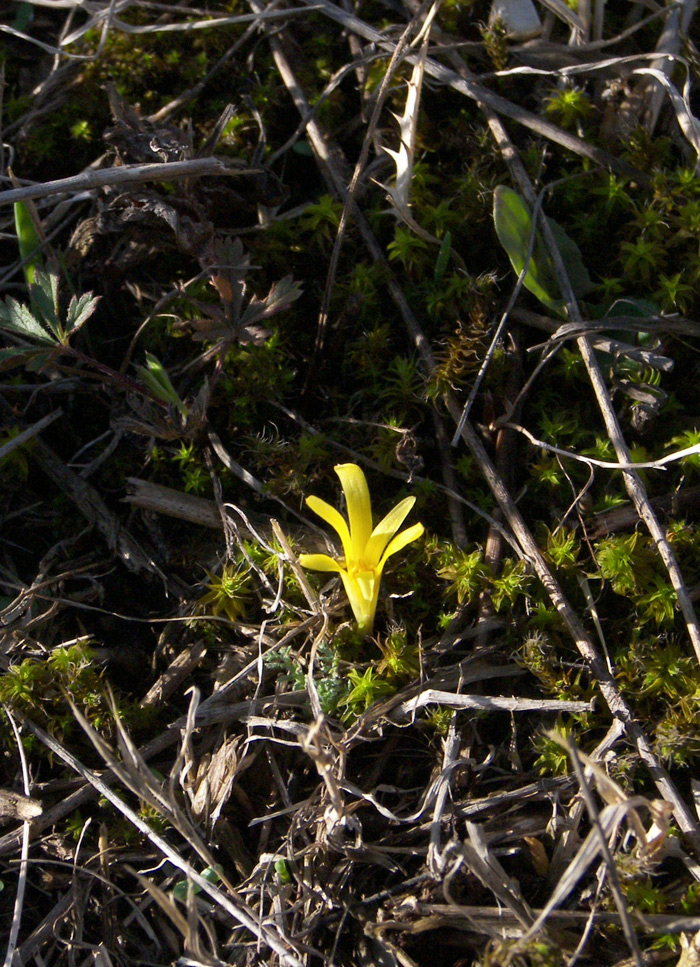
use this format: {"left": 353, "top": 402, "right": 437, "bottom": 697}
{"left": 14, "top": 201, "right": 43, "bottom": 287}
{"left": 437, "top": 545, "right": 488, "bottom": 604}
{"left": 376, "top": 626, "right": 420, "bottom": 680}
{"left": 198, "top": 564, "right": 252, "bottom": 623}
{"left": 341, "top": 666, "right": 395, "bottom": 721}
{"left": 136, "top": 353, "right": 188, "bottom": 418}
{"left": 544, "top": 87, "right": 592, "bottom": 129}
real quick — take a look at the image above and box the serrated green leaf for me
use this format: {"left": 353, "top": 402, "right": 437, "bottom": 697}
{"left": 241, "top": 276, "right": 303, "bottom": 327}
{"left": 65, "top": 291, "right": 99, "bottom": 334}
{"left": 29, "top": 269, "right": 61, "bottom": 338}
{"left": 0, "top": 298, "right": 55, "bottom": 344}
{"left": 0, "top": 347, "right": 41, "bottom": 372}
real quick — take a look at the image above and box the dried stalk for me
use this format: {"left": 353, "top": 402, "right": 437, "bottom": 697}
{"left": 254, "top": 0, "right": 700, "bottom": 855}
{"left": 0, "top": 157, "right": 251, "bottom": 207}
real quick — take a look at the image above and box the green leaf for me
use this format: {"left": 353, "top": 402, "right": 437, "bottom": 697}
{"left": 0, "top": 346, "right": 57, "bottom": 373}
{"left": 241, "top": 276, "right": 303, "bottom": 327}
{"left": 0, "top": 298, "right": 54, "bottom": 344}
{"left": 65, "top": 291, "right": 100, "bottom": 334}
{"left": 172, "top": 865, "right": 222, "bottom": 901}
{"left": 547, "top": 218, "right": 594, "bottom": 299}
{"left": 434, "top": 231, "right": 452, "bottom": 283}
{"left": 138, "top": 353, "right": 188, "bottom": 416}
{"left": 493, "top": 186, "right": 563, "bottom": 315}
{"left": 275, "top": 859, "right": 292, "bottom": 884}
{"left": 14, "top": 202, "right": 42, "bottom": 287}
{"left": 29, "top": 269, "right": 61, "bottom": 339}
{"left": 493, "top": 187, "right": 594, "bottom": 315}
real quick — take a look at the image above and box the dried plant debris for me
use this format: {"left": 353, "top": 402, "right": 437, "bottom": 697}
{"left": 4, "top": 0, "right": 700, "bottom": 965}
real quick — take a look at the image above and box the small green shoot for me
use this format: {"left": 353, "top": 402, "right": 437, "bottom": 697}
{"left": 341, "top": 666, "right": 395, "bottom": 721}
{"left": 136, "top": 353, "right": 188, "bottom": 418}
{"left": 172, "top": 864, "right": 222, "bottom": 901}
{"left": 197, "top": 564, "right": 252, "bottom": 623}
{"left": 14, "top": 201, "right": 43, "bottom": 286}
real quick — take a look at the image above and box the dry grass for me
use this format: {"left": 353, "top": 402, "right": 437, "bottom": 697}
{"left": 3, "top": 0, "right": 700, "bottom": 964}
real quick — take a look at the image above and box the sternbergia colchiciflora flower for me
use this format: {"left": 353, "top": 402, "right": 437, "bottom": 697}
{"left": 298, "top": 464, "right": 424, "bottom": 634}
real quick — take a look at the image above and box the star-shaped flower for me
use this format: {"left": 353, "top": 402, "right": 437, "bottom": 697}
{"left": 298, "top": 463, "right": 424, "bottom": 634}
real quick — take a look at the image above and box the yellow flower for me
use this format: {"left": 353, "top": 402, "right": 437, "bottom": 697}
{"left": 298, "top": 463, "right": 424, "bottom": 634}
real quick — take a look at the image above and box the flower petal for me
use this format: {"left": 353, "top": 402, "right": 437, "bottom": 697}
{"left": 305, "top": 496, "right": 351, "bottom": 559}
{"left": 297, "top": 553, "right": 345, "bottom": 573}
{"left": 335, "top": 464, "right": 372, "bottom": 560}
{"left": 377, "top": 522, "right": 425, "bottom": 572}
{"left": 338, "top": 570, "right": 377, "bottom": 635}
{"left": 365, "top": 496, "right": 416, "bottom": 567}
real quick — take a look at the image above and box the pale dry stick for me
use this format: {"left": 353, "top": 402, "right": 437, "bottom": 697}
{"left": 391, "top": 691, "right": 593, "bottom": 720}
{"left": 478, "top": 101, "right": 700, "bottom": 662}
{"left": 301, "top": 0, "right": 436, "bottom": 387}
{"left": 510, "top": 178, "right": 700, "bottom": 665}
{"left": 493, "top": 48, "right": 688, "bottom": 84}
{"left": 498, "top": 423, "right": 700, "bottom": 471}
{"left": 0, "top": 410, "right": 62, "bottom": 463}
{"left": 0, "top": 158, "right": 250, "bottom": 207}
{"left": 21, "top": 717, "right": 306, "bottom": 967}
{"left": 294, "top": 0, "right": 633, "bottom": 174}
{"left": 62, "top": 3, "right": 322, "bottom": 43}
{"left": 643, "top": 0, "right": 697, "bottom": 134}
{"left": 3, "top": 710, "right": 32, "bottom": 967}
{"left": 554, "top": 741, "right": 645, "bottom": 967}
{"left": 450, "top": 408, "right": 700, "bottom": 851}
{"left": 254, "top": 2, "right": 700, "bottom": 852}
{"left": 428, "top": 706, "right": 462, "bottom": 874}
{"left": 249, "top": 4, "right": 466, "bottom": 547}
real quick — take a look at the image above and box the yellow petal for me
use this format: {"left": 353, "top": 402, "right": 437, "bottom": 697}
{"left": 338, "top": 570, "right": 377, "bottom": 635}
{"left": 297, "top": 553, "right": 345, "bottom": 573}
{"left": 335, "top": 464, "right": 372, "bottom": 560}
{"left": 377, "top": 522, "right": 425, "bottom": 572}
{"left": 305, "top": 496, "right": 352, "bottom": 560}
{"left": 365, "top": 496, "right": 416, "bottom": 567}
